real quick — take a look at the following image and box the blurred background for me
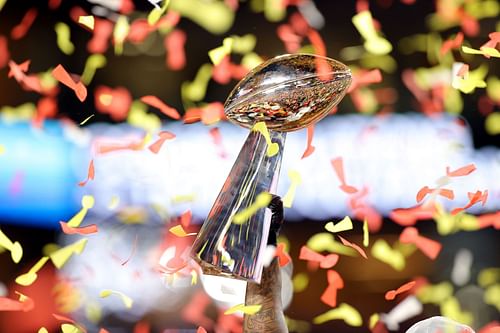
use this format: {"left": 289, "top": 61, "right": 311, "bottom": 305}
{"left": 0, "top": 0, "right": 499, "bottom": 332}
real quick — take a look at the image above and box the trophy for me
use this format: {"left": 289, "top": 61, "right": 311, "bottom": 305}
{"left": 190, "top": 53, "right": 352, "bottom": 283}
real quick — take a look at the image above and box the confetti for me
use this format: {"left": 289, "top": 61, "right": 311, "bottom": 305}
{"left": 352, "top": 10, "right": 392, "bottom": 55}
{"left": 452, "top": 63, "right": 488, "bottom": 94}
{"left": 148, "top": 0, "right": 170, "bottom": 25}
{"left": 299, "top": 245, "right": 339, "bottom": 269}
{"left": 337, "top": 235, "right": 368, "bottom": 259}
{"left": 49, "top": 238, "right": 88, "bottom": 269}
{"left": 307, "top": 233, "right": 357, "bottom": 256}
{"left": 451, "top": 190, "right": 488, "bottom": 215}
{"left": 390, "top": 204, "right": 436, "bottom": 226}
{"left": 330, "top": 157, "right": 358, "bottom": 194}
{"left": 8, "top": 60, "right": 41, "bottom": 93}
{"left": 478, "top": 268, "right": 500, "bottom": 288}
{"left": 399, "top": 227, "right": 442, "bottom": 260}
{"left": 0, "top": 229, "right": 23, "bottom": 263}
{"left": 113, "top": 15, "right": 129, "bottom": 55}
{"left": 164, "top": 29, "right": 186, "bottom": 70}
{"left": 54, "top": 313, "right": 87, "bottom": 333}
{"left": 313, "top": 303, "right": 362, "bottom": 326}
{"left": 99, "top": 289, "right": 133, "bottom": 309}
{"left": 38, "top": 328, "right": 48, "bottom": 333}
{"left": 87, "top": 18, "right": 113, "bottom": 54}
{"left": 55, "top": 22, "right": 74, "bottom": 55}
{"left": 462, "top": 45, "right": 500, "bottom": 58}
{"left": 371, "top": 239, "right": 405, "bottom": 271}
{"left": 416, "top": 186, "right": 454, "bottom": 203}
{"left": 0, "top": 35, "right": 8, "bottom": 69}
{"left": 382, "top": 295, "right": 422, "bottom": 331}
{"left": 293, "top": 272, "right": 309, "bottom": 292}
{"left": 446, "top": 163, "right": 476, "bottom": 177}
{"left": 59, "top": 221, "right": 98, "bottom": 235}
{"left": 348, "top": 69, "right": 383, "bottom": 92}
{"left": 0, "top": 292, "right": 34, "bottom": 312}
{"left": 15, "top": 256, "right": 49, "bottom": 286}
{"left": 78, "top": 15, "right": 94, "bottom": 30}
{"left": 252, "top": 122, "right": 279, "bottom": 157}
{"left": 233, "top": 192, "right": 272, "bottom": 224}
{"left": 484, "top": 284, "right": 500, "bottom": 312}
{"left": 301, "top": 125, "right": 316, "bottom": 158}
{"left": 11, "top": 8, "right": 37, "bottom": 40}
{"left": 223, "top": 303, "right": 262, "bottom": 315}
{"left": 363, "top": 219, "right": 369, "bottom": 247}
{"left": 78, "top": 159, "right": 95, "bottom": 187}
{"left": 95, "top": 85, "right": 132, "bottom": 121}
{"left": 320, "top": 270, "right": 344, "bottom": 307}
{"left": 385, "top": 281, "right": 416, "bottom": 300}
{"left": 282, "top": 170, "right": 301, "bottom": 208}
{"left": 51, "top": 64, "right": 87, "bottom": 102}
{"left": 197, "top": 327, "right": 207, "bottom": 333}
{"left": 181, "top": 63, "right": 213, "bottom": 102}
{"left": 63, "top": 195, "right": 94, "bottom": 228}
{"left": 275, "top": 242, "right": 292, "bottom": 267}
{"left": 79, "top": 114, "right": 94, "bottom": 125}
{"left": 141, "top": 95, "right": 181, "bottom": 120}
{"left": 416, "top": 281, "right": 453, "bottom": 305}
{"left": 169, "top": 225, "right": 197, "bottom": 237}
{"left": 148, "top": 131, "right": 176, "bottom": 154}
{"left": 81, "top": 54, "right": 106, "bottom": 85}
{"left": 440, "top": 32, "right": 464, "bottom": 56}
{"left": 208, "top": 37, "right": 233, "bottom": 66}
{"left": 440, "top": 296, "right": 473, "bottom": 326}
{"left": 325, "top": 216, "right": 353, "bottom": 233}
{"left": 485, "top": 112, "right": 500, "bottom": 135}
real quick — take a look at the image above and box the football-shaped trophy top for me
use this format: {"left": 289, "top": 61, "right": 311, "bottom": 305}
{"left": 224, "top": 53, "right": 352, "bottom": 132}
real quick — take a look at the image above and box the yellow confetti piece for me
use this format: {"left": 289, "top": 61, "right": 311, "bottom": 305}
{"left": 113, "top": 16, "right": 130, "bottom": 55}
{"left": 352, "top": 11, "right": 392, "bottom": 55}
{"left": 38, "top": 328, "right": 48, "bottom": 333}
{"left": 148, "top": 0, "right": 170, "bottom": 25}
{"left": 49, "top": 238, "right": 88, "bottom": 269}
{"left": 363, "top": 219, "right": 369, "bottom": 247}
{"left": 78, "top": 15, "right": 94, "bottom": 30}
{"left": 99, "top": 289, "right": 133, "bottom": 309}
{"left": 190, "top": 270, "right": 198, "bottom": 285}
{"left": 61, "top": 324, "right": 83, "bottom": 333}
{"left": 79, "top": 114, "right": 94, "bottom": 125}
{"left": 369, "top": 313, "right": 380, "bottom": 329}
{"left": 252, "top": 122, "right": 279, "bottom": 157}
{"left": 478, "top": 268, "right": 500, "bottom": 287}
{"left": 285, "top": 316, "right": 311, "bottom": 333}
{"left": 282, "top": 170, "right": 301, "bottom": 208}
{"left": 416, "top": 282, "right": 453, "bottom": 305}
{"left": 171, "top": 193, "right": 196, "bottom": 204}
{"left": 264, "top": 0, "right": 286, "bottom": 22}
{"left": 0, "top": 229, "right": 23, "bottom": 263}
{"left": 117, "top": 207, "right": 148, "bottom": 224}
{"left": 81, "top": 54, "right": 106, "bottom": 85}
{"left": 0, "top": 103, "right": 36, "bottom": 123}
{"left": 66, "top": 195, "right": 94, "bottom": 228}
{"left": 486, "top": 76, "right": 500, "bottom": 102}
{"left": 108, "top": 195, "right": 120, "bottom": 210}
{"left": 292, "top": 272, "right": 309, "bottom": 293}
{"left": 231, "top": 34, "right": 257, "bottom": 54}
{"left": 224, "top": 303, "right": 262, "bottom": 315}
{"left": 484, "top": 284, "right": 500, "bottom": 311}
{"left": 325, "top": 216, "right": 353, "bottom": 233}
{"left": 181, "top": 64, "right": 213, "bottom": 102}
{"left": 452, "top": 63, "right": 488, "bottom": 94}
{"left": 462, "top": 45, "right": 500, "bottom": 58}
{"left": 15, "top": 256, "right": 49, "bottom": 286}
{"left": 0, "top": 0, "right": 6, "bottom": 12}
{"left": 169, "top": 225, "right": 197, "bottom": 237}
{"left": 485, "top": 112, "right": 500, "bottom": 135}
{"left": 208, "top": 37, "right": 233, "bottom": 65}
{"left": 55, "top": 22, "right": 74, "bottom": 55}
{"left": 85, "top": 302, "right": 102, "bottom": 323}
{"left": 440, "top": 296, "right": 473, "bottom": 326}
{"left": 127, "top": 101, "right": 162, "bottom": 133}
{"left": 371, "top": 239, "right": 405, "bottom": 271}
{"left": 233, "top": 192, "right": 272, "bottom": 224}
{"left": 313, "top": 303, "right": 363, "bottom": 326}
{"left": 306, "top": 233, "right": 357, "bottom": 256}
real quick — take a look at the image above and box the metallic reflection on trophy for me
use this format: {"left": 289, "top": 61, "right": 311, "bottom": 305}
{"left": 190, "top": 53, "right": 352, "bottom": 283}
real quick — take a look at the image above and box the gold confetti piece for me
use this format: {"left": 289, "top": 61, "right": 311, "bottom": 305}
{"left": 171, "top": 193, "right": 196, "bottom": 204}
{"left": 99, "top": 289, "right": 133, "bottom": 309}
{"left": 55, "top": 22, "right": 74, "bottom": 55}
{"left": 369, "top": 313, "right": 380, "bottom": 329}
{"left": 306, "top": 233, "right": 357, "bottom": 256}
{"left": 486, "top": 76, "right": 500, "bottom": 102}
{"left": 293, "top": 272, "right": 309, "bottom": 293}
{"left": 485, "top": 112, "right": 500, "bottom": 135}
{"left": 49, "top": 238, "right": 88, "bottom": 269}
{"left": 190, "top": 269, "right": 198, "bottom": 285}
{"left": 452, "top": 63, "right": 488, "bottom": 94}
{"left": 0, "top": 0, "right": 6, "bottom": 12}
{"left": 478, "top": 268, "right": 500, "bottom": 287}
{"left": 285, "top": 316, "right": 311, "bottom": 333}
{"left": 181, "top": 64, "right": 213, "bottom": 102}
{"left": 85, "top": 302, "right": 102, "bottom": 324}
{"left": 38, "top": 328, "right": 48, "bottom": 333}
{"left": 282, "top": 170, "right": 301, "bottom": 208}
{"left": 148, "top": 0, "right": 170, "bottom": 25}
{"left": 462, "top": 45, "right": 500, "bottom": 58}
{"left": 416, "top": 282, "right": 453, "bottom": 305}
{"left": 484, "top": 284, "right": 500, "bottom": 311}
{"left": 371, "top": 239, "right": 405, "bottom": 271}
{"left": 65, "top": 195, "right": 94, "bottom": 228}
{"left": 208, "top": 37, "right": 233, "bottom": 65}
{"left": 231, "top": 34, "right": 257, "bottom": 54}
{"left": 312, "top": 303, "right": 363, "bottom": 326}
{"left": 127, "top": 101, "right": 162, "bottom": 133}
{"left": 224, "top": 303, "right": 262, "bottom": 315}
{"left": 264, "top": 0, "right": 286, "bottom": 22}
{"left": 79, "top": 114, "right": 94, "bottom": 125}
{"left": 113, "top": 16, "right": 129, "bottom": 55}
{"left": 81, "top": 54, "right": 106, "bottom": 85}
{"left": 363, "top": 219, "right": 369, "bottom": 247}
{"left": 169, "top": 225, "right": 197, "bottom": 237}
{"left": 233, "top": 192, "right": 272, "bottom": 224}
{"left": 252, "top": 122, "right": 279, "bottom": 157}
{"left": 78, "top": 15, "right": 94, "bottom": 30}
{"left": 108, "top": 195, "right": 120, "bottom": 210}
{"left": 241, "top": 52, "right": 263, "bottom": 70}
{"left": 440, "top": 296, "right": 473, "bottom": 326}
{"left": 352, "top": 11, "right": 392, "bottom": 55}
{"left": 15, "top": 256, "right": 49, "bottom": 286}
{"left": 61, "top": 324, "right": 84, "bottom": 333}
{"left": 325, "top": 216, "right": 353, "bottom": 233}
{"left": 0, "top": 229, "right": 23, "bottom": 263}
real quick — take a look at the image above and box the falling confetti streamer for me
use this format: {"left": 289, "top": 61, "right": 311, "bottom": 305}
{"left": 233, "top": 192, "right": 272, "bottom": 224}
{"left": 49, "top": 238, "right": 88, "bottom": 269}
{"left": 141, "top": 95, "right": 181, "bottom": 120}
{"left": 385, "top": 281, "right": 416, "bottom": 300}
{"left": 51, "top": 64, "right": 87, "bottom": 102}
{"left": 301, "top": 124, "right": 316, "bottom": 158}
{"left": 0, "top": 229, "right": 23, "bottom": 263}
{"left": 325, "top": 216, "right": 353, "bottom": 233}
{"left": 148, "top": 131, "right": 176, "bottom": 154}
{"left": 15, "top": 256, "right": 49, "bottom": 286}
{"left": 313, "top": 303, "right": 363, "bottom": 326}
{"left": 78, "top": 159, "right": 95, "bottom": 187}
{"left": 223, "top": 303, "right": 262, "bottom": 315}
{"left": 299, "top": 245, "right": 339, "bottom": 269}
{"left": 11, "top": 8, "right": 37, "bottom": 40}
{"left": 169, "top": 225, "right": 197, "bottom": 237}
{"left": 330, "top": 157, "right": 358, "bottom": 194}
{"left": 371, "top": 239, "right": 405, "bottom": 271}
{"left": 55, "top": 22, "right": 74, "bottom": 55}
{"left": 399, "top": 227, "right": 442, "bottom": 260}
{"left": 59, "top": 222, "right": 98, "bottom": 235}
{"left": 252, "top": 122, "right": 279, "bottom": 157}
{"left": 337, "top": 235, "right": 367, "bottom": 259}
{"left": 99, "top": 289, "right": 133, "bottom": 309}
{"left": 282, "top": 169, "right": 301, "bottom": 208}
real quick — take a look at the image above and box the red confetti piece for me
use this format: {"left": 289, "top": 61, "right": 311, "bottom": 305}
{"left": 299, "top": 245, "right": 339, "bottom": 269}
{"left": 384, "top": 280, "right": 416, "bottom": 300}
{"left": 95, "top": 138, "right": 144, "bottom": 154}
{"left": 320, "top": 270, "right": 344, "bottom": 307}
{"left": 99, "top": 329, "right": 110, "bottom": 333}
{"left": 289, "top": 12, "right": 309, "bottom": 36}
{"left": 348, "top": 187, "right": 383, "bottom": 232}
{"left": 416, "top": 186, "right": 454, "bottom": 203}
{"left": 459, "top": 9, "right": 479, "bottom": 37}
{"left": 180, "top": 210, "right": 192, "bottom": 228}
{"left": 127, "top": 19, "right": 153, "bottom": 43}
{"left": 51, "top": 64, "right": 87, "bottom": 102}
{"left": 202, "top": 102, "right": 224, "bottom": 125}
{"left": 209, "top": 127, "right": 228, "bottom": 158}
{"left": 94, "top": 85, "right": 132, "bottom": 121}
{"left": 301, "top": 125, "right": 316, "bottom": 159}
{"left": 59, "top": 221, "right": 98, "bottom": 235}
{"left": 478, "top": 211, "right": 500, "bottom": 230}
{"left": 0, "top": 294, "right": 34, "bottom": 312}
{"left": 141, "top": 95, "right": 180, "bottom": 120}
{"left": 451, "top": 190, "right": 488, "bottom": 215}
{"left": 275, "top": 242, "right": 292, "bottom": 267}
{"left": 212, "top": 56, "right": 231, "bottom": 84}
{"left": 148, "top": 131, "right": 176, "bottom": 154}
{"left": 133, "top": 320, "right": 150, "bottom": 333}
{"left": 356, "top": 0, "right": 369, "bottom": 12}
{"left": 0, "top": 35, "right": 9, "bottom": 69}
{"left": 164, "top": 29, "right": 186, "bottom": 71}
{"left": 8, "top": 60, "right": 42, "bottom": 93}
{"left": 399, "top": 227, "right": 442, "bottom": 260}
{"left": 446, "top": 164, "right": 476, "bottom": 177}
{"left": 337, "top": 235, "right": 368, "bottom": 259}
{"left": 440, "top": 32, "right": 464, "bottom": 56}
{"left": 48, "top": 0, "right": 62, "bottom": 9}
{"left": 33, "top": 96, "right": 58, "bottom": 128}
{"left": 88, "top": 18, "right": 114, "bottom": 54}
{"left": 11, "top": 8, "right": 38, "bottom": 40}
{"left": 121, "top": 234, "right": 138, "bottom": 266}
{"left": 277, "top": 24, "right": 302, "bottom": 53}
{"left": 478, "top": 322, "right": 500, "bottom": 333}
{"left": 78, "top": 159, "right": 95, "bottom": 187}
{"left": 348, "top": 69, "right": 383, "bottom": 93}
{"left": 53, "top": 313, "right": 87, "bottom": 333}
{"left": 390, "top": 204, "right": 436, "bottom": 226}
{"left": 330, "top": 157, "right": 358, "bottom": 194}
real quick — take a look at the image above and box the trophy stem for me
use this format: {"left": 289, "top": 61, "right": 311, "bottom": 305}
{"left": 191, "top": 129, "right": 286, "bottom": 283}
